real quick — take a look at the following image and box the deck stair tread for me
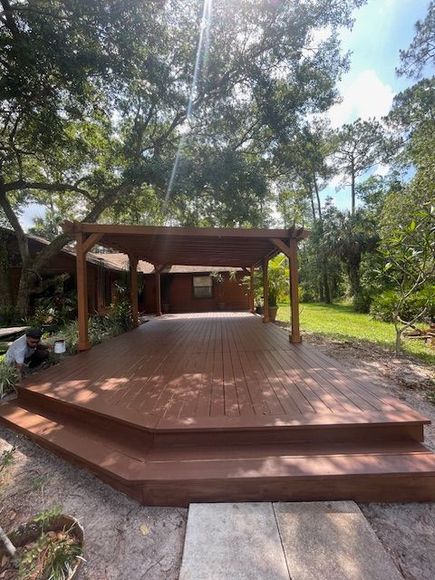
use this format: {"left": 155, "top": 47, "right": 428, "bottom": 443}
{"left": 1, "top": 402, "right": 435, "bottom": 486}
{"left": 1, "top": 313, "right": 434, "bottom": 504}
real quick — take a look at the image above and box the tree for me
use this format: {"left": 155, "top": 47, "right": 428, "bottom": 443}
{"left": 377, "top": 186, "right": 435, "bottom": 353}
{"left": 0, "top": 0, "right": 366, "bottom": 315}
{"left": 331, "top": 118, "right": 387, "bottom": 214}
{"left": 396, "top": 1, "right": 435, "bottom": 79}
{"left": 323, "top": 206, "right": 378, "bottom": 308}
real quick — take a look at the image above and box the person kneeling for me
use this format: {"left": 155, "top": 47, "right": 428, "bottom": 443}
{"left": 5, "top": 328, "right": 49, "bottom": 376}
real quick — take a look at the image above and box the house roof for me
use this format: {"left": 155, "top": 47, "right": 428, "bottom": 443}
{"left": 94, "top": 253, "right": 241, "bottom": 275}
{"left": 1, "top": 227, "right": 244, "bottom": 275}
{"left": 63, "top": 222, "right": 308, "bottom": 268}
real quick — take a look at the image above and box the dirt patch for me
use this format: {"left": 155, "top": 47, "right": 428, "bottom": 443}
{"left": 0, "top": 429, "right": 187, "bottom": 580}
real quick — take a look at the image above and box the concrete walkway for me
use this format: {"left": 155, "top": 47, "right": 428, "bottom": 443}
{"left": 179, "top": 501, "right": 403, "bottom": 580}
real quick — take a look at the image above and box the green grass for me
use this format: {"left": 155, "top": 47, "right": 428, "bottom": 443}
{"left": 277, "top": 302, "right": 435, "bottom": 365}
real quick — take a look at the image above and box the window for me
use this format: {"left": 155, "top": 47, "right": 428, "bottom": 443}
{"left": 193, "top": 275, "right": 213, "bottom": 298}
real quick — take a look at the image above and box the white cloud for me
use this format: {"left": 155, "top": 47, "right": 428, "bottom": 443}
{"left": 328, "top": 69, "right": 395, "bottom": 128}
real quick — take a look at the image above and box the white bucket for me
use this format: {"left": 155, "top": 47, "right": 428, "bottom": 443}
{"left": 54, "top": 340, "right": 66, "bottom": 354}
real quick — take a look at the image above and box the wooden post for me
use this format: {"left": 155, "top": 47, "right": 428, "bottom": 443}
{"left": 155, "top": 267, "right": 162, "bottom": 316}
{"left": 76, "top": 233, "right": 90, "bottom": 351}
{"left": 249, "top": 266, "right": 255, "bottom": 313}
{"left": 129, "top": 255, "right": 139, "bottom": 328}
{"left": 289, "top": 239, "right": 301, "bottom": 343}
{"left": 262, "top": 258, "right": 269, "bottom": 323}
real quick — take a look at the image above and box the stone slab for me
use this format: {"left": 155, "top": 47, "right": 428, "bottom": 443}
{"left": 179, "top": 502, "right": 289, "bottom": 580}
{"left": 274, "top": 501, "right": 403, "bottom": 580}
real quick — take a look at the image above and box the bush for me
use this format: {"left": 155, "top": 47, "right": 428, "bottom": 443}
{"left": 47, "top": 300, "right": 134, "bottom": 354}
{"left": 353, "top": 289, "right": 372, "bottom": 313}
{"left": 29, "top": 291, "right": 77, "bottom": 330}
{"left": 0, "top": 306, "right": 22, "bottom": 327}
{"left": 371, "top": 285, "right": 435, "bottom": 323}
{"left": 0, "top": 361, "right": 18, "bottom": 398}
{"left": 299, "top": 285, "right": 317, "bottom": 303}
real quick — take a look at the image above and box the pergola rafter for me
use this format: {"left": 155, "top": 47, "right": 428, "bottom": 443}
{"left": 62, "top": 221, "right": 308, "bottom": 351}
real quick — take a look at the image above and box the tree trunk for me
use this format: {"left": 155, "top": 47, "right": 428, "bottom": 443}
{"left": 394, "top": 320, "right": 403, "bottom": 355}
{"left": 1, "top": 180, "right": 133, "bottom": 316}
{"left": 348, "top": 262, "right": 361, "bottom": 298}
{"left": 0, "top": 231, "right": 11, "bottom": 308}
{"left": 322, "top": 269, "right": 331, "bottom": 303}
{"left": 351, "top": 158, "right": 356, "bottom": 215}
{"left": 313, "top": 174, "right": 322, "bottom": 220}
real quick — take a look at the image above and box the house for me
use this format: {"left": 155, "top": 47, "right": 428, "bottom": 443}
{"left": 97, "top": 254, "right": 250, "bottom": 314}
{"left": 1, "top": 229, "right": 250, "bottom": 316}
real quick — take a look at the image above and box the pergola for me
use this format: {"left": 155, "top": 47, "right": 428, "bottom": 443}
{"left": 62, "top": 222, "right": 308, "bottom": 351}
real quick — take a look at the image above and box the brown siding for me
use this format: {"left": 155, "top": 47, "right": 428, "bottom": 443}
{"left": 143, "top": 272, "right": 249, "bottom": 314}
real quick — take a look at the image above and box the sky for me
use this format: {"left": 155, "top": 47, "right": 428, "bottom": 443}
{"left": 322, "top": 0, "right": 432, "bottom": 209}
{"left": 20, "top": 0, "right": 432, "bottom": 229}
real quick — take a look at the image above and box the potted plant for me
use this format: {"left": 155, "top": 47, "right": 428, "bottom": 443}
{"left": 268, "top": 288, "right": 279, "bottom": 322}
{"left": 0, "top": 506, "right": 84, "bottom": 579}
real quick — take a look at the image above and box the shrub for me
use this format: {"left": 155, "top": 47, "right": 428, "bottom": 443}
{"left": 0, "top": 361, "right": 18, "bottom": 398}
{"left": 0, "top": 306, "right": 22, "bottom": 327}
{"left": 47, "top": 300, "right": 134, "bottom": 354}
{"left": 371, "top": 285, "right": 435, "bottom": 323}
{"left": 353, "top": 289, "right": 373, "bottom": 313}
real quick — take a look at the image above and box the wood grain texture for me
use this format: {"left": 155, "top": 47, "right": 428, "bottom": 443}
{"left": 1, "top": 312, "right": 433, "bottom": 506}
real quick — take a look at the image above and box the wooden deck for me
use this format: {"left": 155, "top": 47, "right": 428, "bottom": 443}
{"left": 1, "top": 312, "right": 435, "bottom": 505}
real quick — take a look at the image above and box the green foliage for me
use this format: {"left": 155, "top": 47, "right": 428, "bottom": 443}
{"left": 396, "top": 1, "right": 435, "bottom": 78}
{"left": 331, "top": 118, "right": 388, "bottom": 211}
{"left": 30, "top": 291, "right": 77, "bottom": 330}
{"left": 0, "top": 305, "right": 23, "bottom": 327}
{"left": 276, "top": 302, "right": 435, "bottom": 364}
{"left": 371, "top": 285, "right": 435, "bottom": 323}
{"left": 0, "top": 361, "right": 18, "bottom": 398}
{"left": 47, "top": 298, "right": 133, "bottom": 354}
{"left": 18, "top": 507, "right": 83, "bottom": 580}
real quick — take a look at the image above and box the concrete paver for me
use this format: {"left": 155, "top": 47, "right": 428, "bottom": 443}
{"left": 274, "top": 501, "right": 403, "bottom": 580}
{"left": 179, "top": 502, "right": 290, "bottom": 580}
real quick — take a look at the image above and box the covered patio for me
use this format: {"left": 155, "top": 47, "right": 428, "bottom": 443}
{"left": 1, "top": 224, "right": 435, "bottom": 506}
{"left": 61, "top": 222, "right": 308, "bottom": 351}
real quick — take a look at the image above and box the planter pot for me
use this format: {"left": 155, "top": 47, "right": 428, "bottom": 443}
{"left": 0, "top": 515, "right": 84, "bottom": 579}
{"left": 255, "top": 306, "right": 264, "bottom": 315}
{"left": 268, "top": 306, "right": 278, "bottom": 322}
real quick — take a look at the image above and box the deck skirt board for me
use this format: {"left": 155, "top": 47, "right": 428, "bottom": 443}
{"left": 1, "top": 312, "right": 433, "bottom": 505}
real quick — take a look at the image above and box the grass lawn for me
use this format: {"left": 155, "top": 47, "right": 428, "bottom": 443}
{"left": 277, "top": 302, "right": 435, "bottom": 366}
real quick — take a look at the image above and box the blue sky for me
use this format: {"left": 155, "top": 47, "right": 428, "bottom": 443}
{"left": 20, "top": 0, "right": 432, "bottom": 228}
{"left": 322, "top": 0, "right": 432, "bottom": 209}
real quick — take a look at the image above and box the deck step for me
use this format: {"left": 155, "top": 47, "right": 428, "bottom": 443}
{"left": 2, "top": 402, "right": 435, "bottom": 506}
{"left": 17, "top": 385, "right": 428, "bottom": 447}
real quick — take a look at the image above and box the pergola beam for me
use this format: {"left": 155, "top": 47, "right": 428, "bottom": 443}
{"left": 63, "top": 221, "right": 307, "bottom": 240}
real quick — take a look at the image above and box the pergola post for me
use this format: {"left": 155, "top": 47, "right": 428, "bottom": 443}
{"left": 249, "top": 266, "right": 255, "bottom": 313}
{"left": 76, "top": 233, "right": 90, "bottom": 351}
{"left": 289, "top": 239, "right": 301, "bottom": 343}
{"left": 129, "top": 255, "right": 139, "bottom": 328}
{"left": 262, "top": 257, "right": 269, "bottom": 323}
{"left": 155, "top": 267, "right": 162, "bottom": 316}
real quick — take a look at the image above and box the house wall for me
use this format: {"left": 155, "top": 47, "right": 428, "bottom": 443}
{"left": 143, "top": 271, "right": 250, "bottom": 314}
{"left": 4, "top": 234, "right": 122, "bottom": 315}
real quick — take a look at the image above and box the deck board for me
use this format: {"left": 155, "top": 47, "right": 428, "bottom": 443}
{"left": 21, "top": 312, "right": 428, "bottom": 431}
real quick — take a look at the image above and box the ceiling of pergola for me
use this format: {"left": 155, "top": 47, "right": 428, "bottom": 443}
{"left": 63, "top": 223, "right": 308, "bottom": 268}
